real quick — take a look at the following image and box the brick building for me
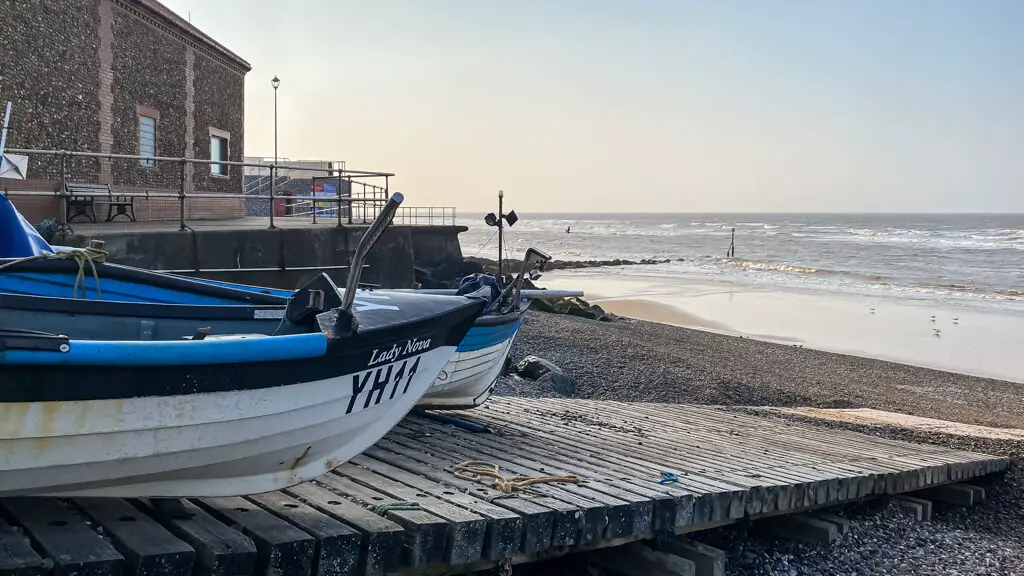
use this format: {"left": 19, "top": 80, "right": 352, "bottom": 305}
{"left": 0, "top": 0, "right": 250, "bottom": 223}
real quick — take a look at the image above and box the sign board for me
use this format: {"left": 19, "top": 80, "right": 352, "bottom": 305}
{"left": 0, "top": 154, "right": 28, "bottom": 180}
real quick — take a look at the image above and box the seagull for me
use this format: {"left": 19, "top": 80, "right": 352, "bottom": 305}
{"left": 930, "top": 315, "right": 936, "bottom": 322}
{"left": 933, "top": 328, "right": 942, "bottom": 337}
{"left": 869, "top": 308, "right": 876, "bottom": 314}
{"left": 952, "top": 317, "right": 959, "bottom": 324}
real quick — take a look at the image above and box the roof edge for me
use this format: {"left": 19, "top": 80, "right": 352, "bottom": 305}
{"left": 133, "top": 0, "right": 252, "bottom": 73}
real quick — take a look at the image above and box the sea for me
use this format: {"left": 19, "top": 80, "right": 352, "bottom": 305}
{"left": 457, "top": 213, "right": 1024, "bottom": 314}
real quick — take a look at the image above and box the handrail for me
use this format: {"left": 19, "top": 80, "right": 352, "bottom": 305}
{"left": 0, "top": 147, "right": 457, "bottom": 230}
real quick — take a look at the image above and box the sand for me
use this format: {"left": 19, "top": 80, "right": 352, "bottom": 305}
{"left": 540, "top": 270, "right": 1024, "bottom": 383}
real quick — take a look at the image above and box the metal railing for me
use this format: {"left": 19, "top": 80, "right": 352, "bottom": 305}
{"left": 0, "top": 148, "right": 457, "bottom": 234}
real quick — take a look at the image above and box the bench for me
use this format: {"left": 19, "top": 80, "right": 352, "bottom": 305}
{"left": 63, "top": 182, "right": 137, "bottom": 223}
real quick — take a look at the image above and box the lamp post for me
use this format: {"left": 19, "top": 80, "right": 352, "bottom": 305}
{"left": 270, "top": 75, "right": 281, "bottom": 229}
{"left": 271, "top": 75, "right": 280, "bottom": 166}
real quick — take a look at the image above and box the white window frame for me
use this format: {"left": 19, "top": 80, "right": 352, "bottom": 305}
{"left": 138, "top": 111, "right": 158, "bottom": 168}
{"left": 209, "top": 127, "right": 231, "bottom": 177}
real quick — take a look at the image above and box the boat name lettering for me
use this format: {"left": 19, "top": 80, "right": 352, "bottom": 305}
{"left": 346, "top": 356, "right": 421, "bottom": 414}
{"left": 403, "top": 337, "right": 431, "bottom": 355}
{"left": 368, "top": 337, "right": 432, "bottom": 366}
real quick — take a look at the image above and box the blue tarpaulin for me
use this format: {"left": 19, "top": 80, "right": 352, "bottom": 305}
{"left": 0, "top": 195, "right": 54, "bottom": 258}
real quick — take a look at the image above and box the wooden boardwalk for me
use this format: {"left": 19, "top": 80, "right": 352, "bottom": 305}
{"left": 0, "top": 398, "right": 1009, "bottom": 576}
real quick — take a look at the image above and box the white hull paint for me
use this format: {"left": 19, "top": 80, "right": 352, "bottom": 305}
{"left": 419, "top": 338, "right": 514, "bottom": 408}
{"left": 0, "top": 346, "right": 455, "bottom": 498}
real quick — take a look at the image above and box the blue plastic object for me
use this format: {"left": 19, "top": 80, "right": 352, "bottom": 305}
{"left": 0, "top": 196, "right": 54, "bottom": 258}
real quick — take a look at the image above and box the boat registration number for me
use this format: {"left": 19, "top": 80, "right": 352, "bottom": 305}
{"left": 345, "top": 356, "right": 421, "bottom": 415}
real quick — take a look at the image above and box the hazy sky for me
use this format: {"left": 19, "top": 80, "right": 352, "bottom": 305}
{"left": 163, "top": 0, "right": 1023, "bottom": 213}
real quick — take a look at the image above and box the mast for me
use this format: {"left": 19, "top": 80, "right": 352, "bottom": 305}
{"left": 497, "top": 189, "right": 504, "bottom": 276}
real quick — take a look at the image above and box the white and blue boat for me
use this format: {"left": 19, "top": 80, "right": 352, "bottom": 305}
{"left": 0, "top": 194, "right": 486, "bottom": 498}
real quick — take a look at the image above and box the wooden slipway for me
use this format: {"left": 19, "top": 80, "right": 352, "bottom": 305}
{"left": 0, "top": 398, "right": 1009, "bottom": 576}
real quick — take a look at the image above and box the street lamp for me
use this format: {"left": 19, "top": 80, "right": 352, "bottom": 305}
{"left": 269, "top": 75, "right": 281, "bottom": 229}
{"left": 271, "top": 75, "right": 280, "bottom": 166}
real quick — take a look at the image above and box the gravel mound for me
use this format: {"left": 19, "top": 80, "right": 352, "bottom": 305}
{"left": 501, "top": 311, "right": 1024, "bottom": 428}
{"left": 498, "top": 311, "right": 1024, "bottom": 575}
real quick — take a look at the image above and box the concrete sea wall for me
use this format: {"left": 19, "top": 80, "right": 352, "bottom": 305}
{"left": 63, "top": 225, "right": 468, "bottom": 289}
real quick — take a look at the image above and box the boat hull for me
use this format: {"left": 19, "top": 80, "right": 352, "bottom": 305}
{"left": 0, "top": 345, "right": 455, "bottom": 497}
{"left": 419, "top": 314, "right": 521, "bottom": 409}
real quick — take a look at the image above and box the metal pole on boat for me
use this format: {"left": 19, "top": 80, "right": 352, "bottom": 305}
{"left": 339, "top": 192, "right": 404, "bottom": 314}
{"left": 497, "top": 189, "right": 504, "bottom": 276}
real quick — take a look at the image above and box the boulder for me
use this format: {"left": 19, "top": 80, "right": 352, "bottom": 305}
{"left": 538, "top": 371, "right": 575, "bottom": 397}
{"left": 515, "top": 355, "right": 575, "bottom": 397}
{"left": 515, "top": 355, "right": 562, "bottom": 380}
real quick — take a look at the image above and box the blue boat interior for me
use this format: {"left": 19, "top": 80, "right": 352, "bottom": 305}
{"left": 0, "top": 196, "right": 508, "bottom": 354}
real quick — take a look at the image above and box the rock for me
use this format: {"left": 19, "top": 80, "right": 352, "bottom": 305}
{"left": 413, "top": 266, "right": 450, "bottom": 289}
{"left": 537, "top": 370, "right": 575, "bottom": 397}
{"left": 464, "top": 256, "right": 673, "bottom": 273}
{"left": 515, "top": 355, "right": 562, "bottom": 380}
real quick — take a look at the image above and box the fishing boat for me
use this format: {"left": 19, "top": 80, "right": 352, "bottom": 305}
{"left": 0, "top": 194, "right": 486, "bottom": 498}
{"left": 415, "top": 246, "right": 551, "bottom": 409}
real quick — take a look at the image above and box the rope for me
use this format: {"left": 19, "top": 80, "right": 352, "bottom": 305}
{"left": 472, "top": 227, "right": 499, "bottom": 258}
{"left": 453, "top": 460, "right": 581, "bottom": 494}
{"left": 374, "top": 501, "right": 421, "bottom": 515}
{"left": 453, "top": 460, "right": 576, "bottom": 576}
{"left": 0, "top": 244, "right": 108, "bottom": 299}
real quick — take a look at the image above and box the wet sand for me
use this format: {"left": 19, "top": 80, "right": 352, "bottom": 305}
{"left": 540, "top": 270, "right": 1024, "bottom": 383}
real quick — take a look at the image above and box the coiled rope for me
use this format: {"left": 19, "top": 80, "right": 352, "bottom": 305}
{"left": 452, "top": 460, "right": 580, "bottom": 576}
{"left": 453, "top": 460, "right": 581, "bottom": 494}
{"left": 0, "top": 241, "right": 109, "bottom": 300}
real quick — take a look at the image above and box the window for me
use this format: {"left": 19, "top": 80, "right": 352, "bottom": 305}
{"left": 210, "top": 134, "right": 229, "bottom": 176}
{"left": 138, "top": 115, "right": 156, "bottom": 168}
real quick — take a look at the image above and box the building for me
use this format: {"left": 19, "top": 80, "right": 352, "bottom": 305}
{"left": 0, "top": 0, "right": 250, "bottom": 223}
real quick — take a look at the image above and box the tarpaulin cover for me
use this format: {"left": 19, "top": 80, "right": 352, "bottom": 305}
{"left": 0, "top": 195, "right": 54, "bottom": 258}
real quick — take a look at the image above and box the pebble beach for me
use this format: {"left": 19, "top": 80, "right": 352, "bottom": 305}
{"left": 497, "top": 311, "right": 1024, "bottom": 575}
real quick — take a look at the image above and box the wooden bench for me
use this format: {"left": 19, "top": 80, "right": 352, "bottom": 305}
{"left": 63, "top": 182, "right": 137, "bottom": 223}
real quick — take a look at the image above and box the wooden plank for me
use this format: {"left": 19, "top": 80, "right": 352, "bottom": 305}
{"left": 915, "top": 483, "right": 976, "bottom": 507}
{"left": 331, "top": 464, "right": 487, "bottom": 566}
{"left": 421, "top": 418, "right": 686, "bottom": 532}
{"left": 313, "top": 473, "right": 449, "bottom": 569}
{"left": 137, "top": 498, "right": 257, "bottom": 576}
{"left": 247, "top": 492, "right": 362, "bottom": 576}
{"left": 363, "top": 443, "right": 556, "bottom": 554}
{"left": 509, "top": 399, "right": 834, "bottom": 511}
{"left": 413, "top": 413, "right": 692, "bottom": 530}
{"left": 349, "top": 454, "right": 523, "bottom": 562}
{"left": 74, "top": 498, "right": 195, "bottom": 576}
{"left": 894, "top": 495, "right": 933, "bottom": 522}
{"left": 589, "top": 542, "right": 695, "bottom": 576}
{"left": 451, "top": 408, "right": 740, "bottom": 523}
{"left": 402, "top": 420, "right": 643, "bottom": 540}
{"left": 0, "top": 519, "right": 48, "bottom": 576}
{"left": 411, "top": 416, "right": 666, "bottom": 535}
{"left": 196, "top": 497, "right": 316, "bottom": 576}
{"left": 394, "top": 427, "right": 610, "bottom": 544}
{"left": 656, "top": 539, "right": 725, "bottom": 576}
{"left": 378, "top": 437, "right": 581, "bottom": 548}
{"left": 286, "top": 482, "right": 403, "bottom": 576}
{"left": 1, "top": 497, "right": 123, "bottom": 576}
{"left": 487, "top": 399, "right": 934, "bottom": 512}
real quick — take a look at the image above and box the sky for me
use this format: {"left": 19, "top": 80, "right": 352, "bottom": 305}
{"left": 162, "top": 0, "right": 1024, "bottom": 213}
